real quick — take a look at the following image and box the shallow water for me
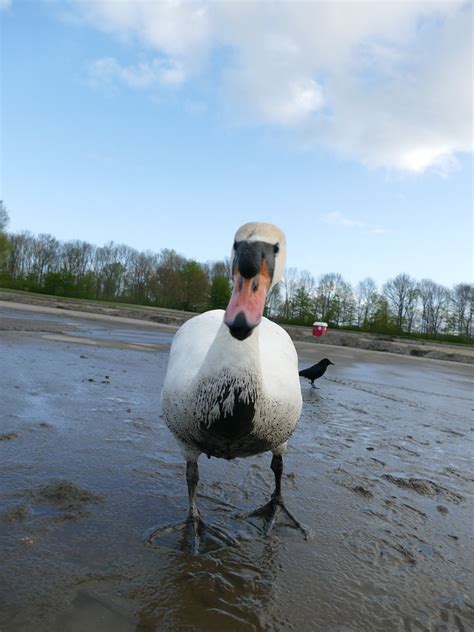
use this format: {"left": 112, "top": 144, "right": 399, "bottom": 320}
{"left": 1, "top": 306, "right": 473, "bottom": 631}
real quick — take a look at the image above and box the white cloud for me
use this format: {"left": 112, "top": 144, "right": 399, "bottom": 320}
{"left": 323, "top": 211, "right": 365, "bottom": 229}
{"left": 66, "top": 0, "right": 473, "bottom": 173}
{"left": 230, "top": 72, "right": 324, "bottom": 125}
{"left": 369, "top": 227, "right": 391, "bottom": 235}
{"left": 0, "top": 0, "right": 11, "bottom": 10}
{"left": 89, "top": 57, "right": 185, "bottom": 88}
{"left": 323, "top": 211, "right": 389, "bottom": 235}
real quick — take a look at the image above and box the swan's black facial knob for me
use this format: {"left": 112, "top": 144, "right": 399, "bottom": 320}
{"left": 226, "top": 311, "right": 253, "bottom": 340}
{"left": 232, "top": 240, "right": 276, "bottom": 281}
{"left": 236, "top": 242, "right": 261, "bottom": 279}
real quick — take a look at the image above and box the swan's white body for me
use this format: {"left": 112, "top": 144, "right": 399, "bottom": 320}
{"left": 162, "top": 309, "right": 302, "bottom": 461}
{"left": 148, "top": 223, "right": 309, "bottom": 550}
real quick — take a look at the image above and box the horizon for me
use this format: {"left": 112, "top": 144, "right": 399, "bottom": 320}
{"left": 1, "top": 1, "right": 473, "bottom": 288}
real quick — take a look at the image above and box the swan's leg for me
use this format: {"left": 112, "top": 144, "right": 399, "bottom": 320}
{"left": 186, "top": 459, "right": 200, "bottom": 520}
{"left": 146, "top": 460, "right": 237, "bottom": 554}
{"left": 237, "top": 455, "right": 309, "bottom": 539}
{"left": 183, "top": 459, "right": 202, "bottom": 554}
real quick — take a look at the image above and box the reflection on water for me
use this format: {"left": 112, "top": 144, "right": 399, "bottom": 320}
{"left": 135, "top": 539, "right": 283, "bottom": 631}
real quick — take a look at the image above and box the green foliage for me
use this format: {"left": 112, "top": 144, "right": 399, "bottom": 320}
{"left": 366, "top": 295, "right": 395, "bottom": 333}
{"left": 291, "top": 286, "right": 313, "bottom": 321}
{"left": 209, "top": 275, "right": 231, "bottom": 309}
{"left": 42, "top": 270, "right": 76, "bottom": 296}
{"left": 180, "top": 260, "right": 209, "bottom": 311}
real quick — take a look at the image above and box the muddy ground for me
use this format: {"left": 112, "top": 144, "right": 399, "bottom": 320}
{"left": 0, "top": 302, "right": 473, "bottom": 631}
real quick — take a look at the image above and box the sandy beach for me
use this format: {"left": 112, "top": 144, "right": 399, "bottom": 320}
{"left": 1, "top": 301, "right": 473, "bottom": 631}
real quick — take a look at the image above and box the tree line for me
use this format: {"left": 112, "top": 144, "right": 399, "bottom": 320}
{"left": 0, "top": 202, "right": 472, "bottom": 340}
{"left": 267, "top": 269, "right": 473, "bottom": 341}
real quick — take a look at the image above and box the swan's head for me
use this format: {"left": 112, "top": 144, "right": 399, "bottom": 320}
{"left": 224, "top": 222, "right": 286, "bottom": 341}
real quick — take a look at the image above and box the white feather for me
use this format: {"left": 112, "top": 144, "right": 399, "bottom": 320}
{"left": 161, "top": 222, "right": 302, "bottom": 462}
{"left": 162, "top": 310, "right": 302, "bottom": 460}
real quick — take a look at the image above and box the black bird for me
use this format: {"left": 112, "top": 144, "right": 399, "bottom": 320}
{"left": 299, "top": 358, "right": 334, "bottom": 388}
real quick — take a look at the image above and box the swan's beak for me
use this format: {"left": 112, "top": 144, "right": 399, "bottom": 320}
{"left": 224, "top": 260, "right": 271, "bottom": 341}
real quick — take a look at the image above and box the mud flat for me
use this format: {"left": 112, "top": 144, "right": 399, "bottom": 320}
{"left": 0, "top": 304, "right": 473, "bottom": 631}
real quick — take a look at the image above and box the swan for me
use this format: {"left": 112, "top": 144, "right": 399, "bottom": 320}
{"left": 147, "top": 222, "right": 306, "bottom": 552}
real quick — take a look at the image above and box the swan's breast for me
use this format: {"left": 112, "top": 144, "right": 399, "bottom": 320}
{"left": 189, "top": 372, "right": 273, "bottom": 459}
{"left": 161, "top": 311, "right": 302, "bottom": 460}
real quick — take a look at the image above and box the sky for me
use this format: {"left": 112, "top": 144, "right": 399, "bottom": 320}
{"left": 0, "top": 0, "right": 472, "bottom": 288}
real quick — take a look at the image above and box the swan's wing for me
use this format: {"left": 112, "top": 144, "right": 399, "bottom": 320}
{"left": 162, "top": 310, "right": 224, "bottom": 397}
{"left": 259, "top": 318, "right": 302, "bottom": 412}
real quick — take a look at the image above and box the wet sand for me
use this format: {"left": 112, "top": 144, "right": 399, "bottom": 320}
{"left": 1, "top": 304, "right": 473, "bottom": 631}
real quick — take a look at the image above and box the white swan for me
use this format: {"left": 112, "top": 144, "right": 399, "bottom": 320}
{"left": 148, "top": 222, "right": 305, "bottom": 552}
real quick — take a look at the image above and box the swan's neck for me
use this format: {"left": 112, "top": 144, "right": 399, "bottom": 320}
{"left": 200, "top": 322, "right": 261, "bottom": 378}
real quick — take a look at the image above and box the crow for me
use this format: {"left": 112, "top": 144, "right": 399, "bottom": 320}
{"left": 298, "top": 358, "right": 334, "bottom": 388}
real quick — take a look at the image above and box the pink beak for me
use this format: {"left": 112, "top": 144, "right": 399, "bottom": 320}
{"left": 224, "top": 262, "right": 271, "bottom": 340}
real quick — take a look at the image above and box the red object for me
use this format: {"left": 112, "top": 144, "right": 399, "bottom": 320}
{"left": 312, "top": 321, "right": 328, "bottom": 337}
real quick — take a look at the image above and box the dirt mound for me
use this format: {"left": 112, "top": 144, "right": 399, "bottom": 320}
{"left": 29, "top": 480, "right": 102, "bottom": 517}
{"left": 382, "top": 475, "right": 464, "bottom": 503}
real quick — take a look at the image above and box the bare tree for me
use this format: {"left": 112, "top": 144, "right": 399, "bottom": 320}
{"left": 0, "top": 201, "right": 10, "bottom": 269}
{"left": 125, "top": 250, "right": 157, "bottom": 303}
{"left": 418, "top": 279, "right": 449, "bottom": 335}
{"left": 280, "top": 267, "right": 300, "bottom": 320}
{"left": 61, "top": 240, "right": 94, "bottom": 279}
{"left": 30, "top": 234, "right": 60, "bottom": 285}
{"left": 383, "top": 273, "right": 417, "bottom": 330}
{"left": 0, "top": 200, "right": 8, "bottom": 231}
{"left": 314, "top": 273, "right": 345, "bottom": 323}
{"left": 355, "top": 277, "right": 379, "bottom": 327}
{"left": 4, "top": 231, "right": 35, "bottom": 278}
{"left": 451, "top": 283, "right": 474, "bottom": 338}
{"left": 404, "top": 286, "right": 420, "bottom": 334}
{"left": 337, "top": 280, "right": 356, "bottom": 327}
{"left": 93, "top": 242, "right": 132, "bottom": 299}
{"left": 266, "top": 282, "right": 282, "bottom": 318}
{"left": 203, "top": 259, "right": 231, "bottom": 282}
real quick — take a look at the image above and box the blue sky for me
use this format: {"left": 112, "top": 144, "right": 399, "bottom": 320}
{"left": 1, "top": 0, "right": 472, "bottom": 287}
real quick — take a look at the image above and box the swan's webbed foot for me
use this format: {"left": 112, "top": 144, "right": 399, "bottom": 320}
{"left": 237, "top": 493, "right": 309, "bottom": 539}
{"left": 146, "top": 512, "right": 237, "bottom": 555}
{"left": 236, "top": 454, "right": 309, "bottom": 539}
{"left": 146, "top": 459, "right": 238, "bottom": 554}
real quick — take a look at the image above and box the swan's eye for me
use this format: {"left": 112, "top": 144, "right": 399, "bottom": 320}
{"left": 233, "top": 241, "right": 237, "bottom": 251}
{"left": 274, "top": 243, "right": 280, "bottom": 254}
